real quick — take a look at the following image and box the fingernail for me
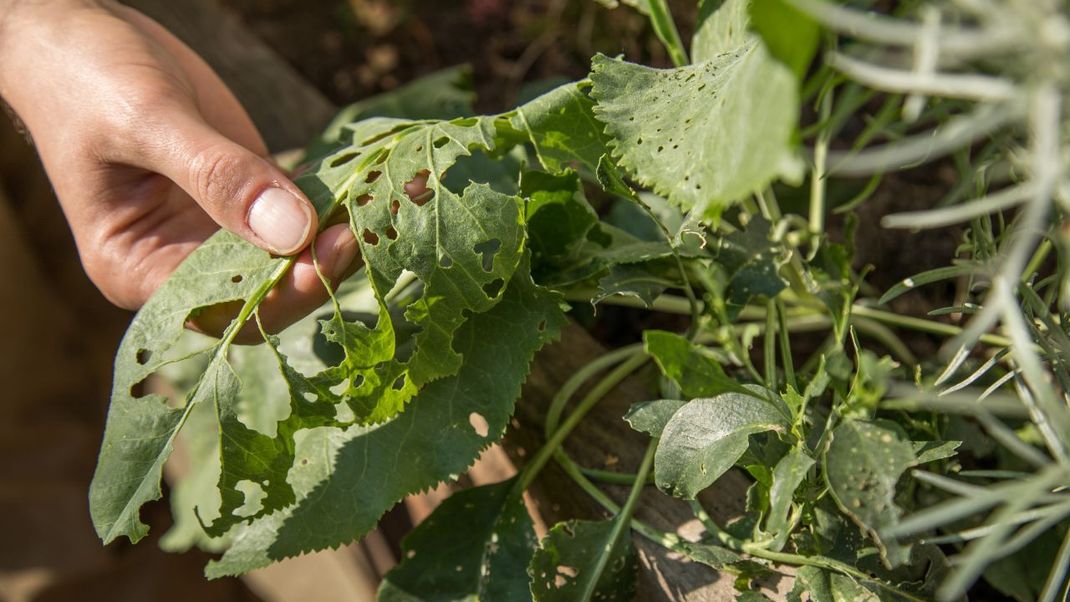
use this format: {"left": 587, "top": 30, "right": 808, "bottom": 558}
{"left": 330, "top": 229, "right": 359, "bottom": 277}
{"left": 248, "top": 187, "right": 312, "bottom": 254}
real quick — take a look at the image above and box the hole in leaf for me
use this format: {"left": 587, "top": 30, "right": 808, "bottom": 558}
{"left": 329, "top": 151, "right": 359, "bottom": 167}
{"left": 330, "top": 379, "right": 349, "bottom": 396}
{"left": 433, "top": 137, "right": 449, "bottom": 149}
{"left": 392, "top": 375, "right": 406, "bottom": 390}
{"left": 482, "top": 278, "right": 504, "bottom": 298}
{"left": 453, "top": 117, "right": 478, "bottom": 127}
{"left": 439, "top": 255, "right": 453, "bottom": 268}
{"left": 231, "top": 274, "right": 243, "bottom": 284}
{"left": 390, "top": 199, "right": 400, "bottom": 215}
{"left": 136, "top": 348, "right": 152, "bottom": 365}
{"left": 352, "top": 374, "right": 365, "bottom": 388}
{"left": 468, "top": 412, "right": 489, "bottom": 437}
{"left": 537, "top": 320, "right": 546, "bottom": 332}
{"left": 129, "top": 376, "right": 151, "bottom": 399}
{"left": 356, "top": 194, "right": 373, "bottom": 207}
{"left": 410, "top": 190, "right": 434, "bottom": 206}
{"left": 636, "top": 137, "right": 643, "bottom": 145}
{"left": 415, "top": 145, "right": 423, "bottom": 152}
{"left": 302, "top": 391, "right": 317, "bottom": 402}
{"left": 386, "top": 226, "right": 398, "bottom": 240}
{"left": 362, "top": 229, "right": 380, "bottom": 245}
{"left": 365, "top": 170, "right": 381, "bottom": 183}
{"left": 473, "top": 238, "right": 502, "bottom": 272}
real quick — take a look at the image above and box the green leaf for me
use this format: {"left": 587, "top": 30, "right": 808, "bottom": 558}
{"left": 709, "top": 217, "right": 788, "bottom": 319}
{"left": 512, "top": 81, "right": 612, "bottom": 175}
{"left": 89, "top": 232, "right": 285, "bottom": 545}
{"left": 592, "top": 262, "right": 676, "bottom": 308}
{"left": 378, "top": 479, "right": 535, "bottom": 602}
{"left": 787, "top": 566, "right": 833, "bottom": 602}
{"left": 679, "top": 542, "right": 766, "bottom": 576}
{"left": 206, "top": 267, "right": 565, "bottom": 577}
{"left": 748, "top": 0, "right": 819, "bottom": 80}
{"left": 590, "top": 27, "right": 798, "bottom": 213}
{"left": 764, "top": 447, "right": 814, "bottom": 550}
{"left": 309, "top": 65, "right": 474, "bottom": 157}
{"left": 528, "top": 519, "right": 637, "bottom": 602}
{"left": 693, "top": 0, "right": 750, "bottom": 62}
{"left": 655, "top": 391, "right": 789, "bottom": 498}
{"left": 824, "top": 419, "right": 916, "bottom": 568}
{"left": 643, "top": 330, "right": 752, "bottom": 398}
{"left": 912, "top": 440, "right": 961, "bottom": 464}
{"left": 624, "top": 399, "right": 688, "bottom": 438}
{"left": 523, "top": 169, "right": 601, "bottom": 267}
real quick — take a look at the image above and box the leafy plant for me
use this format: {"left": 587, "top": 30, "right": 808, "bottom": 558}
{"left": 90, "top": 0, "right": 1070, "bottom": 600}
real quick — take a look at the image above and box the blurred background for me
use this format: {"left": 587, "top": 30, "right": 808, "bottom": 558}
{"left": 0, "top": 1, "right": 690, "bottom": 600}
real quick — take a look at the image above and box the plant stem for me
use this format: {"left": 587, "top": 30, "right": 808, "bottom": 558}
{"left": 810, "top": 86, "right": 832, "bottom": 238}
{"left": 645, "top": 0, "right": 689, "bottom": 67}
{"left": 764, "top": 300, "right": 778, "bottom": 388}
{"left": 776, "top": 299, "right": 798, "bottom": 389}
{"left": 519, "top": 352, "right": 650, "bottom": 492}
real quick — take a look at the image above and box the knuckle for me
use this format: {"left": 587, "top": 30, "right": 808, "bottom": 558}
{"left": 187, "top": 145, "right": 245, "bottom": 211}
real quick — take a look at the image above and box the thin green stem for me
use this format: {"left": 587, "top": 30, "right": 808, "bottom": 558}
{"left": 776, "top": 299, "right": 798, "bottom": 389}
{"left": 645, "top": 0, "right": 689, "bottom": 67}
{"left": 519, "top": 352, "right": 650, "bottom": 492}
{"left": 810, "top": 86, "right": 833, "bottom": 238}
{"left": 764, "top": 300, "right": 777, "bottom": 388}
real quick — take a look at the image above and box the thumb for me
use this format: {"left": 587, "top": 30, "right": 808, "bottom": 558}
{"left": 145, "top": 112, "right": 317, "bottom": 255}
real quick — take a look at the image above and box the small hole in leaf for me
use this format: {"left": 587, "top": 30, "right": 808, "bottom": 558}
{"left": 356, "top": 194, "right": 373, "bottom": 207}
{"left": 636, "top": 137, "right": 643, "bottom": 145}
{"left": 352, "top": 374, "right": 365, "bottom": 388}
{"left": 473, "top": 238, "right": 502, "bottom": 272}
{"left": 468, "top": 412, "right": 489, "bottom": 437}
{"left": 231, "top": 274, "right": 243, "bottom": 284}
{"left": 482, "top": 278, "right": 504, "bottom": 298}
{"left": 392, "top": 375, "right": 406, "bottom": 390}
{"left": 433, "top": 137, "right": 449, "bottom": 149}
{"left": 136, "top": 348, "right": 152, "bottom": 365}
{"left": 537, "top": 320, "right": 546, "bottom": 332}
{"left": 329, "top": 151, "right": 359, "bottom": 167}
{"left": 415, "top": 145, "right": 423, "bottom": 152}
{"left": 365, "top": 170, "right": 381, "bottom": 183}
{"left": 439, "top": 255, "right": 453, "bottom": 268}
{"left": 302, "top": 392, "right": 317, "bottom": 402}
{"left": 657, "top": 146, "right": 663, "bottom": 153}
{"left": 386, "top": 226, "right": 398, "bottom": 240}
{"left": 362, "top": 229, "right": 379, "bottom": 245}
{"left": 390, "top": 199, "right": 400, "bottom": 215}
{"left": 300, "top": 458, "right": 309, "bottom": 465}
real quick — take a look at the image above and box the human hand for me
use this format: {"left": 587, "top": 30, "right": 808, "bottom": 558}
{"left": 0, "top": 0, "right": 418, "bottom": 337}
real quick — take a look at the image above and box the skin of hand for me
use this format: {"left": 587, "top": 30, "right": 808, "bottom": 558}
{"left": 0, "top": 0, "right": 425, "bottom": 339}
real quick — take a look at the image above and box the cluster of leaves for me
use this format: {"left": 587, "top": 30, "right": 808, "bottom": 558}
{"left": 89, "top": 0, "right": 1070, "bottom": 600}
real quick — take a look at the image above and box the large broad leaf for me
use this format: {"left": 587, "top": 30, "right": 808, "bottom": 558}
{"left": 655, "top": 392, "right": 789, "bottom": 498}
{"left": 206, "top": 267, "right": 565, "bottom": 577}
{"left": 824, "top": 419, "right": 916, "bottom": 568}
{"left": 528, "top": 519, "right": 637, "bottom": 602}
{"left": 378, "top": 479, "right": 535, "bottom": 602}
{"left": 624, "top": 399, "right": 688, "bottom": 438}
{"left": 589, "top": 14, "right": 798, "bottom": 214}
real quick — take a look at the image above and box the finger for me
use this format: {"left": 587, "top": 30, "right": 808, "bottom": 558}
{"left": 138, "top": 111, "right": 318, "bottom": 256}
{"left": 189, "top": 224, "right": 360, "bottom": 342}
{"left": 405, "top": 169, "right": 431, "bottom": 203}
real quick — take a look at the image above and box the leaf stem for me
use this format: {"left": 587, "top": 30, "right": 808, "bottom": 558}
{"left": 644, "top": 0, "right": 689, "bottom": 67}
